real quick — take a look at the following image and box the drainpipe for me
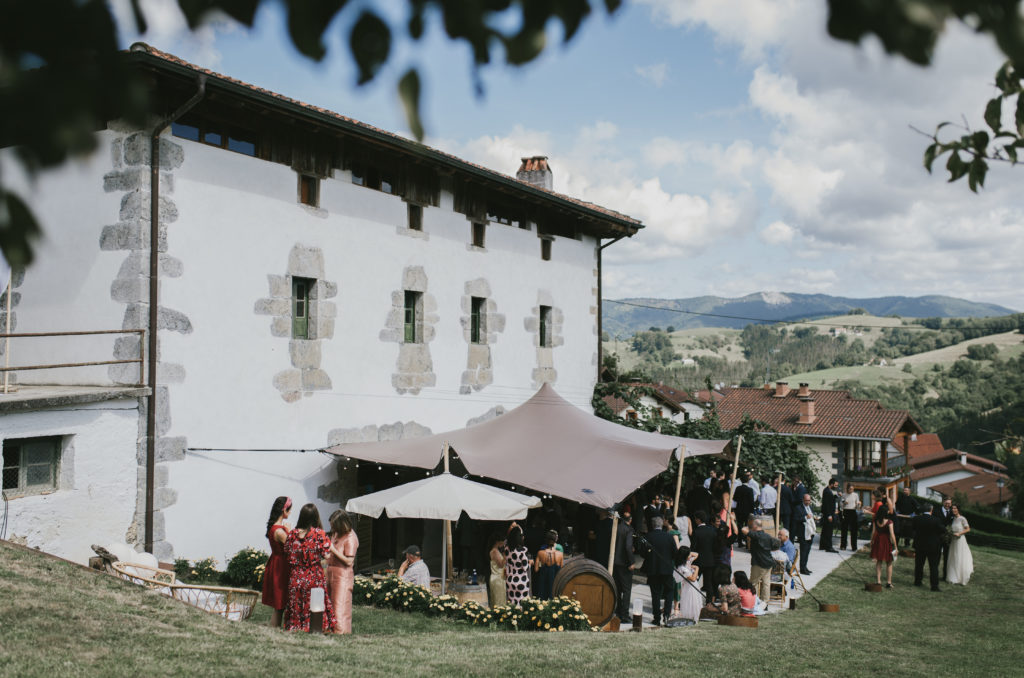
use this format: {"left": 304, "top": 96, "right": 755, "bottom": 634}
{"left": 597, "top": 234, "right": 628, "bottom": 382}
{"left": 144, "top": 74, "right": 206, "bottom": 553}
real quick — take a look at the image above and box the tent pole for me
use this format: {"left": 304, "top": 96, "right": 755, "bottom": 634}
{"left": 607, "top": 512, "right": 618, "bottom": 575}
{"left": 672, "top": 445, "right": 686, "bottom": 522}
{"left": 3, "top": 268, "right": 11, "bottom": 394}
{"left": 774, "top": 472, "right": 783, "bottom": 538}
{"left": 443, "top": 441, "right": 454, "bottom": 582}
{"left": 728, "top": 436, "right": 744, "bottom": 534}
{"left": 441, "top": 520, "right": 447, "bottom": 595}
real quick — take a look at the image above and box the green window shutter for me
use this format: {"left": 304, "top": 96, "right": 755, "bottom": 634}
{"left": 292, "top": 277, "right": 310, "bottom": 339}
{"left": 404, "top": 291, "right": 417, "bottom": 343}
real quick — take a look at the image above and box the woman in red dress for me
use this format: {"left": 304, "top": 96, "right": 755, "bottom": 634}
{"left": 261, "top": 496, "right": 291, "bottom": 627}
{"left": 870, "top": 503, "right": 898, "bottom": 589}
{"left": 284, "top": 503, "right": 337, "bottom": 632}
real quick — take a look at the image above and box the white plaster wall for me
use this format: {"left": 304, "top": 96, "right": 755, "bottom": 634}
{"left": 157, "top": 138, "right": 602, "bottom": 557}
{"left": 0, "top": 134, "right": 129, "bottom": 385}
{"left": 803, "top": 439, "right": 835, "bottom": 490}
{"left": 162, "top": 449, "right": 339, "bottom": 561}
{"left": 0, "top": 399, "right": 140, "bottom": 563}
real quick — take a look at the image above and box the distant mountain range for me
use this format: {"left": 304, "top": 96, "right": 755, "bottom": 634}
{"left": 602, "top": 292, "right": 1017, "bottom": 336}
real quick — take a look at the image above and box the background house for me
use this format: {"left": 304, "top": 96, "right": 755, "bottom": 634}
{"left": 0, "top": 45, "right": 641, "bottom": 564}
{"left": 714, "top": 381, "right": 922, "bottom": 492}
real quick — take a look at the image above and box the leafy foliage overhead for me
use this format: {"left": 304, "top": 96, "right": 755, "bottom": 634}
{"left": 826, "top": 0, "right": 1024, "bottom": 190}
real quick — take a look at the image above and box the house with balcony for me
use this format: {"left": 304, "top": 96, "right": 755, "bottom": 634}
{"left": 0, "top": 44, "right": 641, "bottom": 564}
{"left": 600, "top": 382, "right": 713, "bottom": 424}
{"left": 714, "top": 381, "right": 923, "bottom": 495}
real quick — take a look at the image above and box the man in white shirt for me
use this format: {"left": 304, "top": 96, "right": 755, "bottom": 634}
{"left": 760, "top": 478, "right": 778, "bottom": 513}
{"left": 397, "top": 544, "right": 431, "bottom": 588}
{"left": 745, "top": 474, "right": 761, "bottom": 501}
{"left": 840, "top": 484, "right": 862, "bottom": 551}
{"left": 704, "top": 469, "right": 718, "bottom": 490}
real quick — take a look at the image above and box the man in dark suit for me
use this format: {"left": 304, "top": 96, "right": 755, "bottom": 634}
{"left": 792, "top": 492, "right": 815, "bottom": 574}
{"left": 733, "top": 474, "right": 756, "bottom": 544}
{"left": 913, "top": 504, "right": 944, "bottom": 591}
{"left": 644, "top": 516, "right": 677, "bottom": 626}
{"left": 789, "top": 476, "right": 806, "bottom": 536}
{"left": 936, "top": 498, "right": 954, "bottom": 578}
{"left": 690, "top": 511, "right": 717, "bottom": 603}
{"left": 819, "top": 478, "right": 839, "bottom": 552}
{"left": 779, "top": 479, "right": 794, "bottom": 538}
{"left": 895, "top": 486, "right": 919, "bottom": 548}
{"left": 613, "top": 512, "right": 636, "bottom": 622}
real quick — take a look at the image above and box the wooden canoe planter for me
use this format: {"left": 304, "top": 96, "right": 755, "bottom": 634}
{"left": 864, "top": 583, "right": 883, "bottom": 592}
{"left": 718, "top": 615, "right": 758, "bottom": 628}
{"left": 554, "top": 557, "right": 617, "bottom": 628}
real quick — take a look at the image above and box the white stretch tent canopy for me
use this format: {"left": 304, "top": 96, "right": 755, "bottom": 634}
{"left": 326, "top": 383, "right": 731, "bottom": 508}
{"left": 346, "top": 472, "right": 542, "bottom": 521}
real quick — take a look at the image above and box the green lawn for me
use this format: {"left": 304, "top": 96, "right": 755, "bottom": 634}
{"left": 2, "top": 541, "right": 1023, "bottom": 677}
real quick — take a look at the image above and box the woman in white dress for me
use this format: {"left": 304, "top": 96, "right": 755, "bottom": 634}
{"left": 946, "top": 504, "right": 974, "bottom": 586}
{"left": 673, "top": 547, "right": 703, "bottom": 624}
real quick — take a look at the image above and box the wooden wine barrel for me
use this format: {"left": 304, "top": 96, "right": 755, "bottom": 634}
{"left": 553, "top": 557, "right": 617, "bottom": 628}
{"left": 452, "top": 583, "right": 489, "bottom": 608}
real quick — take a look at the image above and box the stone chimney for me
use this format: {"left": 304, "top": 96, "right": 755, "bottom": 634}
{"left": 960, "top": 452, "right": 967, "bottom": 465}
{"left": 517, "top": 156, "right": 553, "bottom": 191}
{"left": 797, "top": 382, "right": 810, "bottom": 397}
{"left": 774, "top": 381, "right": 790, "bottom": 398}
{"left": 798, "top": 398, "right": 816, "bottom": 425}
{"left": 763, "top": 383, "right": 772, "bottom": 390}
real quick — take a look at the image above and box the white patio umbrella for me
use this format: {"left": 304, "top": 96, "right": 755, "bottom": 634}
{"left": 345, "top": 449, "right": 541, "bottom": 594}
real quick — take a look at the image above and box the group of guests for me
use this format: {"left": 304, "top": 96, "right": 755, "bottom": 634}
{"left": 261, "top": 497, "right": 358, "bottom": 633}
{"left": 487, "top": 523, "right": 565, "bottom": 607}
{"left": 866, "top": 489, "right": 974, "bottom": 590}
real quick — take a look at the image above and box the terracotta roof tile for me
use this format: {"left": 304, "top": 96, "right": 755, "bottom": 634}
{"left": 912, "top": 460, "right": 988, "bottom": 481}
{"left": 128, "top": 44, "right": 641, "bottom": 228}
{"left": 911, "top": 449, "right": 1007, "bottom": 472}
{"left": 930, "top": 472, "right": 1013, "bottom": 506}
{"left": 891, "top": 433, "right": 946, "bottom": 461}
{"left": 715, "top": 387, "right": 920, "bottom": 439}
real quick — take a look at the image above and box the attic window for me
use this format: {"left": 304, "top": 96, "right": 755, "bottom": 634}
{"left": 351, "top": 164, "right": 395, "bottom": 194}
{"left": 408, "top": 204, "right": 423, "bottom": 231}
{"left": 472, "top": 222, "right": 486, "bottom": 248}
{"left": 171, "top": 120, "right": 257, "bottom": 157}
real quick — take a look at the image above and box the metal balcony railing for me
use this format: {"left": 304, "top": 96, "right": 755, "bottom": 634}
{"left": 0, "top": 329, "right": 146, "bottom": 389}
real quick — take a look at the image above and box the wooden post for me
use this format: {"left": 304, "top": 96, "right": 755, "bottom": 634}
{"left": 672, "top": 445, "right": 686, "bottom": 522}
{"left": 728, "top": 436, "right": 744, "bottom": 534}
{"left": 3, "top": 268, "right": 11, "bottom": 394}
{"left": 774, "top": 472, "right": 783, "bottom": 537}
{"left": 444, "top": 442, "right": 454, "bottom": 582}
{"left": 607, "top": 512, "right": 619, "bottom": 575}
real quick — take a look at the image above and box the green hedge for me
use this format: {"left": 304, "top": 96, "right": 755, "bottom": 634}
{"left": 967, "top": 529, "right": 1024, "bottom": 551}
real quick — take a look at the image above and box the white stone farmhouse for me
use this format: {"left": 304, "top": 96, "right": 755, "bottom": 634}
{"left": 0, "top": 45, "right": 641, "bottom": 564}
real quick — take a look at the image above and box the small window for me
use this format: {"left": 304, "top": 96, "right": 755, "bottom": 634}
{"left": 203, "top": 130, "right": 223, "bottom": 147}
{"left": 408, "top": 204, "right": 423, "bottom": 231}
{"left": 299, "top": 174, "right": 319, "bottom": 207}
{"left": 404, "top": 291, "right": 422, "bottom": 344}
{"left": 541, "top": 238, "right": 552, "bottom": 261}
{"left": 292, "top": 277, "right": 313, "bottom": 339}
{"left": 471, "top": 297, "right": 486, "bottom": 344}
{"left": 539, "top": 305, "right": 552, "bottom": 348}
{"left": 227, "top": 136, "right": 256, "bottom": 156}
{"left": 170, "top": 122, "right": 200, "bottom": 141}
{"left": 627, "top": 410, "right": 638, "bottom": 422}
{"left": 2, "top": 436, "right": 61, "bottom": 495}
{"left": 472, "top": 222, "right": 486, "bottom": 248}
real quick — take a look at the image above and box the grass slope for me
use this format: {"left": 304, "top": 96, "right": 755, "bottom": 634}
{"left": 2, "top": 541, "right": 1023, "bottom": 677}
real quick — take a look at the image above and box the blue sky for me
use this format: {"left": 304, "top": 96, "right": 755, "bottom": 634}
{"left": 111, "top": 0, "right": 1023, "bottom": 311}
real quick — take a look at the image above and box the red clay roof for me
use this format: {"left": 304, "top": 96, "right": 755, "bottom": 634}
{"left": 912, "top": 460, "right": 991, "bottom": 481}
{"left": 127, "top": 44, "right": 641, "bottom": 229}
{"left": 911, "top": 449, "right": 1007, "bottom": 472}
{"left": 891, "top": 433, "right": 945, "bottom": 462}
{"left": 930, "top": 473, "right": 1013, "bottom": 506}
{"left": 715, "top": 387, "right": 920, "bottom": 439}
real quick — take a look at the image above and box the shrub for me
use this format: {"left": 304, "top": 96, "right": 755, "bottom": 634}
{"left": 352, "top": 577, "right": 595, "bottom": 631}
{"left": 173, "top": 557, "right": 222, "bottom": 584}
{"left": 223, "top": 547, "right": 269, "bottom": 589}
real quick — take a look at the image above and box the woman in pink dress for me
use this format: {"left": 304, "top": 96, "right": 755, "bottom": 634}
{"left": 284, "top": 503, "right": 337, "bottom": 632}
{"left": 326, "top": 509, "right": 358, "bottom": 634}
{"left": 261, "top": 496, "right": 291, "bottom": 627}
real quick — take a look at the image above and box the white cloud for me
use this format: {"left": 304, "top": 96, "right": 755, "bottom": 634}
{"left": 759, "top": 220, "right": 794, "bottom": 245}
{"left": 635, "top": 62, "right": 669, "bottom": 87}
{"left": 110, "top": 0, "right": 237, "bottom": 67}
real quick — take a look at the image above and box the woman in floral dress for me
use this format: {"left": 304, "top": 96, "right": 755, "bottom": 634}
{"left": 284, "top": 503, "right": 337, "bottom": 632}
